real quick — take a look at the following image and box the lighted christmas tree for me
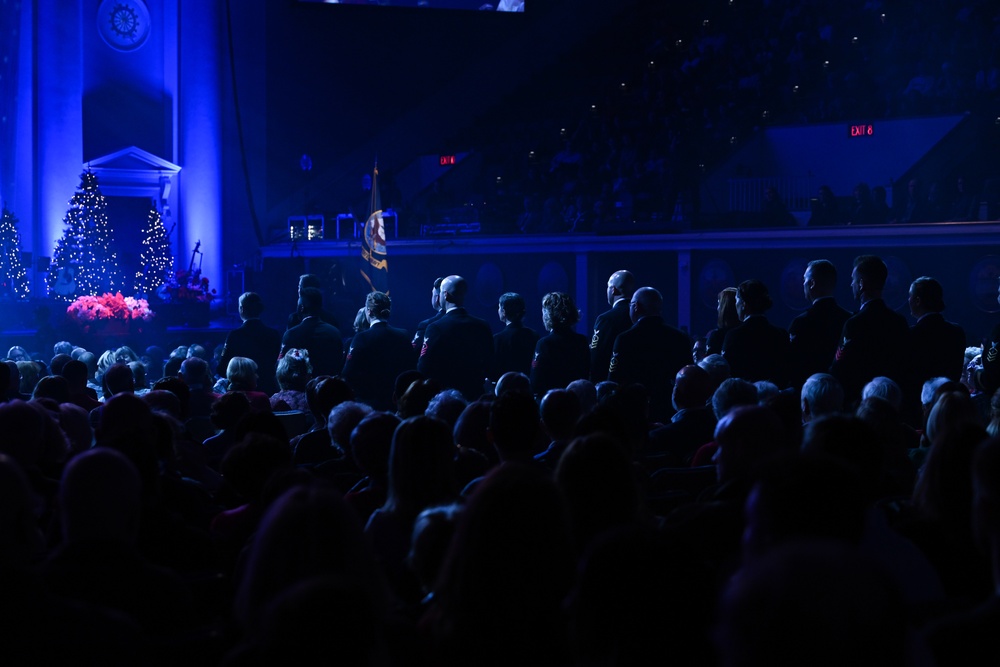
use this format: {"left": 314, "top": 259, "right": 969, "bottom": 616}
{"left": 134, "top": 206, "right": 173, "bottom": 296}
{"left": 48, "top": 170, "right": 120, "bottom": 300}
{"left": 0, "top": 206, "right": 30, "bottom": 299}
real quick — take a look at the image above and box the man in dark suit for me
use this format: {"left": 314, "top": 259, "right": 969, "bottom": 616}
{"left": 280, "top": 287, "right": 344, "bottom": 377}
{"left": 286, "top": 274, "right": 339, "bottom": 330}
{"left": 830, "top": 255, "right": 911, "bottom": 407}
{"left": 341, "top": 291, "right": 414, "bottom": 411}
{"left": 590, "top": 269, "right": 636, "bottom": 382}
{"left": 906, "top": 276, "right": 967, "bottom": 422}
{"left": 493, "top": 292, "right": 539, "bottom": 380}
{"left": 609, "top": 286, "right": 692, "bottom": 423}
{"left": 412, "top": 277, "right": 445, "bottom": 349}
{"left": 722, "top": 279, "right": 791, "bottom": 388}
{"left": 218, "top": 292, "right": 283, "bottom": 394}
{"left": 788, "top": 259, "right": 852, "bottom": 390}
{"left": 417, "top": 275, "right": 494, "bottom": 401}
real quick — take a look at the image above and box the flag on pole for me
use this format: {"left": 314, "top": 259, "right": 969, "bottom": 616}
{"left": 360, "top": 162, "right": 388, "bottom": 294}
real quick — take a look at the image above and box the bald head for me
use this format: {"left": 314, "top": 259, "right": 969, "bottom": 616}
{"left": 607, "top": 270, "right": 636, "bottom": 306}
{"left": 629, "top": 286, "right": 663, "bottom": 323}
{"left": 440, "top": 275, "right": 468, "bottom": 309}
{"left": 673, "top": 364, "right": 712, "bottom": 411}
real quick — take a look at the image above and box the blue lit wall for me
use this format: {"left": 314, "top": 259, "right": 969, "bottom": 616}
{"left": 13, "top": 0, "right": 225, "bottom": 296}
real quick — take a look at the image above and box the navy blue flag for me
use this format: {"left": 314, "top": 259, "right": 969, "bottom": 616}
{"left": 360, "top": 163, "right": 388, "bottom": 293}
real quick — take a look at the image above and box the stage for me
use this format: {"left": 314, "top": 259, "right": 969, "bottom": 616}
{"left": 3, "top": 221, "right": 999, "bottom": 359}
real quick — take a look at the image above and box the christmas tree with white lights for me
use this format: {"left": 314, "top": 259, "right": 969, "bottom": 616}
{"left": 134, "top": 206, "right": 173, "bottom": 296}
{"left": 48, "top": 170, "right": 120, "bottom": 299}
{"left": 0, "top": 206, "right": 30, "bottom": 299}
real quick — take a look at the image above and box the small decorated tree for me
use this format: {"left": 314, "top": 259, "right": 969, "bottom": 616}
{"left": 48, "top": 170, "right": 120, "bottom": 300}
{"left": 0, "top": 206, "right": 30, "bottom": 299}
{"left": 134, "top": 206, "right": 173, "bottom": 296}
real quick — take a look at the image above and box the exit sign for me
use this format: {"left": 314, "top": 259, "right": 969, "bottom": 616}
{"left": 439, "top": 155, "right": 456, "bottom": 166}
{"left": 848, "top": 123, "right": 873, "bottom": 138}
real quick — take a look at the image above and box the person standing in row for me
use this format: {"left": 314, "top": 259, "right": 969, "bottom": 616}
{"left": 418, "top": 275, "right": 494, "bottom": 401}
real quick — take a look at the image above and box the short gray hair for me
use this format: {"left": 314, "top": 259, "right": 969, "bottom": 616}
{"left": 801, "top": 373, "right": 844, "bottom": 418}
{"left": 861, "top": 376, "right": 902, "bottom": 411}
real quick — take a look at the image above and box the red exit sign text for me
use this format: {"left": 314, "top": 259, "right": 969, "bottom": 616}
{"left": 848, "top": 124, "right": 873, "bottom": 138}
{"left": 439, "top": 155, "right": 456, "bottom": 166}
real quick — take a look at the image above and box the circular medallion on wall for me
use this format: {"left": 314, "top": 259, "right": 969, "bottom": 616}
{"left": 779, "top": 257, "right": 811, "bottom": 312}
{"left": 882, "top": 255, "right": 912, "bottom": 312}
{"left": 697, "top": 259, "right": 735, "bottom": 311}
{"left": 537, "top": 262, "right": 570, "bottom": 299}
{"left": 97, "top": 0, "right": 151, "bottom": 52}
{"left": 474, "top": 262, "right": 504, "bottom": 309}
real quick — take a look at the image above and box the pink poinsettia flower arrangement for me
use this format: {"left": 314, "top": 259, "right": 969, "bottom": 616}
{"left": 67, "top": 293, "right": 154, "bottom": 325}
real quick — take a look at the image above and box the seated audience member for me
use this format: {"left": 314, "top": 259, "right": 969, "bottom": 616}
{"left": 902, "top": 404, "right": 991, "bottom": 600}
{"left": 150, "top": 376, "right": 192, "bottom": 421}
{"left": 0, "top": 399, "right": 70, "bottom": 480}
{"left": 57, "top": 403, "right": 94, "bottom": 455}
{"left": 698, "top": 353, "right": 731, "bottom": 393}
{"left": 555, "top": 433, "right": 639, "bottom": 553}
{"left": 690, "top": 376, "right": 759, "bottom": 466}
{"left": 306, "top": 400, "right": 373, "bottom": 479}
{"left": 425, "top": 390, "right": 468, "bottom": 430}
{"left": 288, "top": 376, "right": 349, "bottom": 456}
{"left": 408, "top": 503, "right": 464, "bottom": 603}
{"left": 179, "top": 357, "right": 221, "bottom": 419}
{"left": 17, "top": 360, "right": 41, "bottom": 397}
{"left": 494, "top": 371, "right": 531, "bottom": 398}
{"left": 41, "top": 448, "right": 195, "bottom": 638}
{"left": 143, "top": 346, "right": 165, "bottom": 383}
{"left": 396, "top": 379, "right": 441, "bottom": 420}
{"left": 855, "top": 397, "right": 918, "bottom": 495}
{"left": 646, "top": 364, "right": 717, "bottom": 466}
{"left": 807, "top": 185, "right": 843, "bottom": 227}
{"left": 391, "top": 370, "right": 424, "bottom": 413}
{"left": 566, "top": 378, "right": 597, "bottom": 416}
{"left": 163, "top": 346, "right": 187, "bottom": 380}
{"left": 225, "top": 357, "right": 272, "bottom": 413}
{"left": 270, "top": 349, "right": 313, "bottom": 413}
{"left": 862, "top": 376, "right": 904, "bottom": 414}
{"left": 32, "top": 375, "right": 70, "bottom": 405}
{"left": 49, "top": 353, "right": 72, "bottom": 378}
{"left": 366, "top": 416, "right": 456, "bottom": 606}
{"left": 716, "top": 542, "right": 907, "bottom": 667}
{"left": 203, "top": 392, "right": 253, "bottom": 470}
{"left": 925, "top": 436, "right": 1000, "bottom": 664}
{"left": 212, "top": 433, "right": 293, "bottom": 571}
{"left": 454, "top": 399, "right": 498, "bottom": 472}
{"left": 128, "top": 361, "right": 149, "bottom": 396}
{"left": 800, "top": 373, "right": 845, "bottom": 423}
{"left": 422, "top": 464, "right": 574, "bottom": 666}
{"left": 345, "top": 411, "right": 401, "bottom": 525}
{"left": 231, "top": 484, "right": 386, "bottom": 648}
{"left": 489, "top": 390, "right": 543, "bottom": 467}
{"left": 102, "top": 363, "right": 136, "bottom": 400}
{"left": 534, "top": 389, "right": 583, "bottom": 472}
